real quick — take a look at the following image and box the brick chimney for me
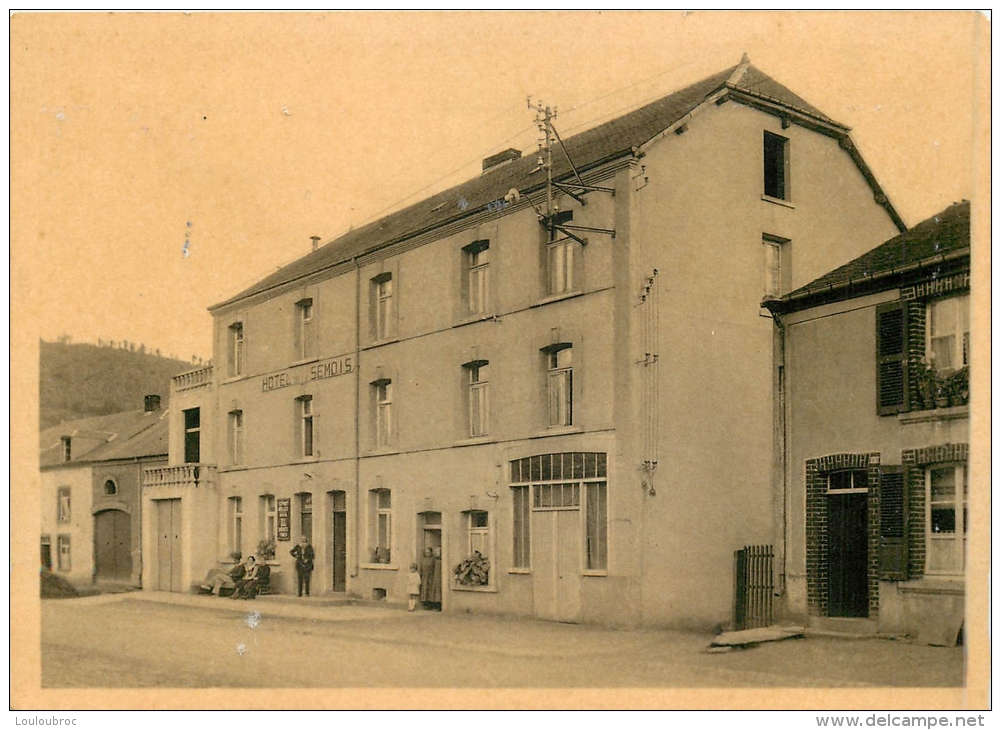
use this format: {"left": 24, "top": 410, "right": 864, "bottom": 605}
{"left": 145, "top": 394, "right": 162, "bottom": 412}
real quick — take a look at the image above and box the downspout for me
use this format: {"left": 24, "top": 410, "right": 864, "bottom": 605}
{"left": 352, "top": 254, "right": 362, "bottom": 579}
{"left": 770, "top": 308, "right": 789, "bottom": 600}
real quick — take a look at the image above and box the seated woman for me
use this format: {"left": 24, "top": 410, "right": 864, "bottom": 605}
{"left": 232, "top": 557, "right": 271, "bottom": 600}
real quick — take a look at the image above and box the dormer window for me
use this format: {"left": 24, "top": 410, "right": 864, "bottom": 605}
{"left": 61, "top": 437, "right": 71, "bottom": 463}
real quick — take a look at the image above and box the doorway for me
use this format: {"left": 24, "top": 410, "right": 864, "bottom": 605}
{"left": 329, "top": 491, "right": 346, "bottom": 592}
{"left": 532, "top": 507, "right": 581, "bottom": 622}
{"left": 155, "top": 498, "right": 183, "bottom": 592}
{"left": 828, "top": 492, "right": 869, "bottom": 617}
{"left": 94, "top": 509, "right": 132, "bottom": 582}
{"left": 417, "top": 511, "right": 442, "bottom": 609}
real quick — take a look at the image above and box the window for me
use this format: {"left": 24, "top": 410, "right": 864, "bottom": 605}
{"left": 229, "top": 497, "right": 243, "bottom": 554}
{"left": 40, "top": 535, "right": 52, "bottom": 571}
{"left": 183, "top": 407, "right": 201, "bottom": 463}
{"left": 229, "top": 322, "right": 244, "bottom": 376}
{"left": 763, "top": 131, "right": 789, "bottom": 200}
{"left": 299, "top": 492, "right": 313, "bottom": 543}
{"left": 103, "top": 479, "right": 117, "bottom": 496}
{"left": 510, "top": 452, "right": 608, "bottom": 573}
{"left": 296, "top": 299, "right": 314, "bottom": 360}
{"left": 373, "top": 274, "right": 394, "bottom": 341}
{"left": 763, "top": 236, "right": 789, "bottom": 299}
{"left": 511, "top": 486, "right": 531, "bottom": 569}
{"left": 57, "top": 487, "right": 71, "bottom": 523}
{"left": 261, "top": 494, "right": 277, "bottom": 543}
{"left": 57, "top": 535, "right": 71, "bottom": 572}
{"left": 61, "top": 437, "right": 71, "bottom": 462}
{"left": 297, "top": 396, "right": 314, "bottom": 457}
{"left": 926, "top": 464, "right": 968, "bottom": 574}
{"left": 545, "top": 345, "right": 573, "bottom": 428}
{"left": 466, "top": 510, "right": 489, "bottom": 556}
{"left": 229, "top": 410, "right": 244, "bottom": 465}
{"left": 464, "top": 240, "right": 490, "bottom": 316}
{"left": 374, "top": 380, "right": 393, "bottom": 448}
{"left": 827, "top": 470, "right": 869, "bottom": 492}
{"left": 369, "top": 489, "right": 392, "bottom": 560}
{"left": 465, "top": 361, "right": 490, "bottom": 437}
{"left": 928, "top": 295, "right": 970, "bottom": 371}
{"left": 585, "top": 482, "right": 608, "bottom": 571}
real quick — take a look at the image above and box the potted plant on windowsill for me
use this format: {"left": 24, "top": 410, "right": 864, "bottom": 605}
{"left": 946, "top": 366, "right": 969, "bottom": 407}
{"left": 453, "top": 551, "right": 490, "bottom": 587}
{"left": 376, "top": 546, "right": 391, "bottom": 564}
{"left": 257, "top": 539, "right": 276, "bottom": 562}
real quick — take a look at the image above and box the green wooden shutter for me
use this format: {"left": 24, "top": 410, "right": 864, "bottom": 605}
{"left": 876, "top": 301, "right": 909, "bottom": 415}
{"left": 879, "top": 466, "right": 908, "bottom": 580}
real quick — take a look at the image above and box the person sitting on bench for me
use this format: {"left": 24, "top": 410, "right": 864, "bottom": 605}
{"left": 231, "top": 557, "right": 270, "bottom": 600}
{"left": 200, "top": 554, "right": 246, "bottom": 596}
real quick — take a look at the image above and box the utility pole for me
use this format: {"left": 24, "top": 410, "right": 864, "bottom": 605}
{"left": 529, "top": 97, "right": 558, "bottom": 236}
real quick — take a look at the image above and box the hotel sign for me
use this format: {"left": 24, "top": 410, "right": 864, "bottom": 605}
{"left": 277, "top": 498, "right": 291, "bottom": 541}
{"left": 261, "top": 355, "right": 353, "bottom": 392}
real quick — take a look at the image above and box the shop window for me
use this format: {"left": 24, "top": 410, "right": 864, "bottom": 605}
{"left": 926, "top": 464, "right": 968, "bottom": 575}
{"left": 229, "top": 410, "right": 244, "bottom": 465}
{"left": 183, "top": 408, "right": 201, "bottom": 463}
{"left": 297, "top": 396, "right": 314, "bottom": 457}
{"left": 544, "top": 344, "right": 573, "bottom": 428}
{"left": 57, "top": 535, "right": 71, "bottom": 572}
{"left": 296, "top": 298, "right": 315, "bottom": 361}
{"left": 261, "top": 494, "right": 276, "bottom": 543}
{"left": 763, "top": 131, "right": 789, "bottom": 200}
{"left": 371, "top": 273, "right": 395, "bottom": 341}
{"left": 229, "top": 322, "right": 244, "bottom": 376}
{"left": 464, "top": 360, "right": 490, "bottom": 438}
{"left": 229, "top": 497, "right": 243, "bottom": 555}
{"left": 57, "top": 487, "right": 71, "bottom": 523}
{"left": 585, "top": 482, "right": 608, "bottom": 571}
{"left": 369, "top": 489, "right": 392, "bottom": 562}
{"left": 463, "top": 240, "right": 490, "bottom": 317}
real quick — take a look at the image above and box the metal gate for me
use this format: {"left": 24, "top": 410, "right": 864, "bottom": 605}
{"left": 733, "top": 544, "right": 774, "bottom": 630}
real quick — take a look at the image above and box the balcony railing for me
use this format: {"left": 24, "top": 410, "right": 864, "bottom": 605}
{"left": 143, "top": 464, "right": 217, "bottom": 489}
{"left": 173, "top": 365, "right": 214, "bottom": 392}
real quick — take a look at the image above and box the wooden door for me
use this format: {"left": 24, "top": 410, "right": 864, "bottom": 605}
{"left": 95, "top": 510, "right": 131, "bottom": 582}
{"left": 828, "top": 493, "right": 869, "bottom": 617}
{"left": 156, "top": 499, "right": 183, "bottom": 592}
{"left": 533, "top": 509, "right": 581, "bottom": 622}
{"left": 331, "top": 510, "right": 346, "bottom": 592}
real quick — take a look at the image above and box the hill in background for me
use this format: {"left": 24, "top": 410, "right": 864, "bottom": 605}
{"left": 40, "top": 340, "right": 201, "bottom": 430}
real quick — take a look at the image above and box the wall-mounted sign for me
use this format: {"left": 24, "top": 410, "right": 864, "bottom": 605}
{"left": 261, "top": 355, "right": 354, "bottom": 392}
{"left": 277, "top": 498, "right": 291, "bottom": 541}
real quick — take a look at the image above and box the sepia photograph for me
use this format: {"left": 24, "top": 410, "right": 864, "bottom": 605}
{"left": 10, "top": 10, "right": 990, "bottom": 712}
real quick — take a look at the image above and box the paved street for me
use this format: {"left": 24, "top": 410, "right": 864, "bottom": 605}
{"left": 41, "top": 593, "right": 964, "bottom": 688}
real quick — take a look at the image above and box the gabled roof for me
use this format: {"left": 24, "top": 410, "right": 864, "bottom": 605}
{"left": 211, "top": 57, "right": 893, "bottom": 311}
{"left": 40, "top": 409, "right": 169, "bottom": 468}
{"left": 783, "top": 201, "right": 970, "bottom": 303}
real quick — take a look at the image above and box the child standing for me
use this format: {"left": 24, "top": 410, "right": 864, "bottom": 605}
{"left": 406, "top": 562, "right": 422, "bottom": 612}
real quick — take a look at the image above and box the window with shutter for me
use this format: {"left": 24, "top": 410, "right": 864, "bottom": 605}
{"left": 879, "top": 466, "right": 908, "bottom": 580}
{"left": 876, "top": 301, "right": 908, "bottom": 415}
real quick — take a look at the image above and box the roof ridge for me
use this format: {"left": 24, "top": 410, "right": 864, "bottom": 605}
{"left": 726, "top": 52, "right": 752, "bottom": 86}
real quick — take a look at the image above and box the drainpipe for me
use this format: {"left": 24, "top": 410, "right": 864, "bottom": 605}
{"left": 352, "top": 254, "right": 361, "bottom": 579}
{"left": 770, "top": 308, "right": 789, "bottom": 600}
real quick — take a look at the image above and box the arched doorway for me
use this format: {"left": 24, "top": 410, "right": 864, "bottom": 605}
{"left": 94, "top": 509, "right": 132, "bottom": 583}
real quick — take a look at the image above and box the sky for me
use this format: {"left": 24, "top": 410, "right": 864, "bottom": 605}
{"left": 11, "top": 11, "right": 986, "bottom": 363}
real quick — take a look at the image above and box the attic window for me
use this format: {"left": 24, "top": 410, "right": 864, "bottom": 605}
{"left": 61, "top": 437, "right": 71, "bottom": 463}
{"left": 763, "top": 131, "right": 789, "bottom": 200}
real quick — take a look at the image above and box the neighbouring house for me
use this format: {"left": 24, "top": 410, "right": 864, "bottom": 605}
{"left": 763, "top": 201, "right": 970, "bottom": 644}
{"left": 40, "top": 395, "right": 168, "bottom": 587}
{"left": 141, "top": 56, "right": 906, "bottom": 629}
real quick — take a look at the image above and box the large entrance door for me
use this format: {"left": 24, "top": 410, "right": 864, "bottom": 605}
{"left": 94, "top": 510, "right": 132, "bottom": 582}
{"left": 828, "top": 492, "right": 868, "bottom": 617}
{"left": 533, "top": 509, "right": 581, "bottom": 622}
{"left": 155, "top": 499, "right": 183, "bottom": 592}
{"left": 329, "top": 491, "right": 347, "bottom": 592}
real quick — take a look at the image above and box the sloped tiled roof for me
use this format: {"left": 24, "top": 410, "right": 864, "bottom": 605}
{"left": 784, "top": 201, "right": 970, "bottom": 301}
{"left": 212, "top": 59, "right": 852, "bottom": 311}
{"left": 40, "top": 409, "right": 169, "bottom": 468}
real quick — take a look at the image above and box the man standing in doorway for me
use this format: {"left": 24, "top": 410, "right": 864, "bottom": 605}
{"left": 291, "top": 536, "right": 315, "bottom": 597}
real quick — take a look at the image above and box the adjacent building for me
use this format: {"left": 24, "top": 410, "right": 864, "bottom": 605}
{"left": 764, "top": 201, "right": 970, "bottom": 644}
{"left": 40, "top": 396, "right": 168, "bottom": 587}
{"left": 141, "top": 57, "right": 906, "bottom": 629}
